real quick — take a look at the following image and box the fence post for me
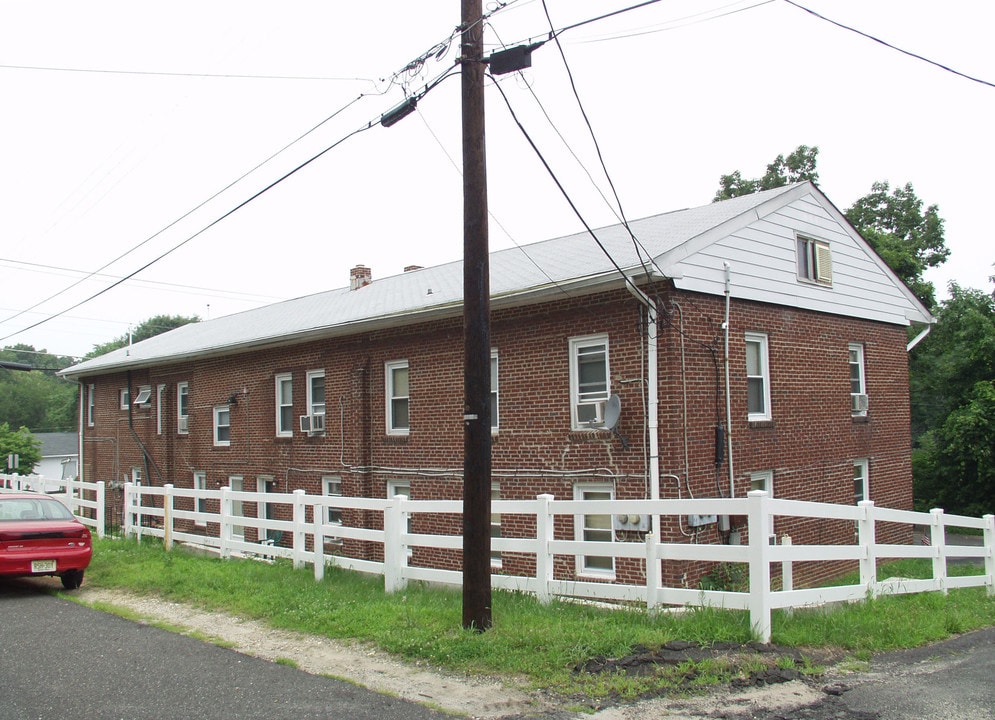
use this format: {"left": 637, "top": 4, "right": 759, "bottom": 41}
{"left": 930, "top": 508, "right": 947, "bottom": 595}
{"left": 747, "top": 490, "right": 772, "bottom": 643}
{"left": 292, "top": 489, "right": 306, "bottom": 570}
{"left": 220, "top": 486, "right": 232, "bottom": 559}
{"left": 645, "top": 533, "right": 660, "bottom": 611}
{"left": 857, "top": 500, "right": 876, "bottom": 597}
{"left": 163, "top": 484, "right": 174, "bottom": 551}
{"left": 123, "top": 482, "right": 134, "bottom": 539}
{"left": 535, "top": 494, "right": 554, "bottom": 604}
{"left": 383, "top": 495, "right": 406, "bottom": 594}
{"left": 983, "top": 514, "right": 994, "bottom": 597}
{"left": 780, "top": 535, "right": 793, "bottom": 616}
{"left": 314, "top": 518, "right": 325, "bottom": 582}
{"left": 95, "top": 481, "right": 105, "bottom": 539}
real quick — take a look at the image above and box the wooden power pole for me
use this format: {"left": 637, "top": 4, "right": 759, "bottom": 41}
{"left": 461, "top": 0, "right": 492, "bottom": 631}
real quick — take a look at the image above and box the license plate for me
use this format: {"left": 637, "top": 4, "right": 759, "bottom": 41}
{"left": 31, "top": 559, "right": 57, "bottom": 573}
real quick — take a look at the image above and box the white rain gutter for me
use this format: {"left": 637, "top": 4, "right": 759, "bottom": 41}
{"left": 625, "top": 281, "right": 661, "bottom": 538}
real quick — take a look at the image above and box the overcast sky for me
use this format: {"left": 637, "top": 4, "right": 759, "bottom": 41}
{"left": 2, "top": 0, "right": 993, "bottom": 360}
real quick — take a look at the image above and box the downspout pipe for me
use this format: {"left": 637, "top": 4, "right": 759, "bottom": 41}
{"left": 625, "top": 281, "right": 661, "bottom": 538}
{"left": 723, "top": 262, "right": 735, "bottom": 514}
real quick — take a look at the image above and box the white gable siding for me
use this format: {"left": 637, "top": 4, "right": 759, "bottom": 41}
{"left": 667, "top": 191, "right": 929, "bottom": 327}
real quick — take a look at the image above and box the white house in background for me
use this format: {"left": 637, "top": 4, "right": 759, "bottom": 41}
{"left": 34, "top": 432, "right": 79, "bottom": 481}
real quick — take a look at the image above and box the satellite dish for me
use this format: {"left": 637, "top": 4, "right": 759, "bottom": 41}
{"left": 604, "top": 394, "right": 621, "bottom": 430}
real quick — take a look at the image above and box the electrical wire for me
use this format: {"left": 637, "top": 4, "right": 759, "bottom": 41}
{"left": 0, "top": 63, "right": 382, "bottom": 83}
{"left": 783, "top": 0, "right": 995, "bottom": 90}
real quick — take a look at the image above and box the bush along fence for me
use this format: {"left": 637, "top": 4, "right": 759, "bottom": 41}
{"left": 110, "top": 482, "right": 995, "bottom": 642}
{"left": 0, "top": 473, "right": 106, "bottom": 539}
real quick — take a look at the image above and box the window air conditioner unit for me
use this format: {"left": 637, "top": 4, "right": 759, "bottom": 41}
{"left": 177, "top": 417, "right": 188, "bottom": 433}
{"left": 578, "top": 400, "right": 605, "bottom": 426}
{"left": 300, "top": 413, "right": 326, "bottom": 435}
{"left": 851, "top": 393, "right": 869, "bottom": 413}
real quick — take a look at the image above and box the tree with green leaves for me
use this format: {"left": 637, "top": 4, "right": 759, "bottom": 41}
{"left": 0, "top": 422, "right": 42, "bottom": 475}
{"left": 0, "top": 346, "right": 78, "bottom": 432}
{"left": 843, "top": 181, "right": 949, "bottom": 309}
{"left": 910, "top": 284, "right": 995, "bottom": 514}
{"left": 85, "top": 314, "right": 199, "bottom": 359}
{"left": 713, "top": 145, "right": 819, "bottom": 201}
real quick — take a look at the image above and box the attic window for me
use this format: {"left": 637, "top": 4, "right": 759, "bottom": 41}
{"left": 133, "top": 386, "right": 152, "bottom": 406}
{"left": 797, "top": 236, "right": 832, "bottom": 285}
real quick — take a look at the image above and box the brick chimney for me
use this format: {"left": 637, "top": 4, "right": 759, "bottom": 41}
{"left": 350, "top": 264, "right": 372, "bottom": 290}
{"left": 403, "top": 265, "right": 423, "bottom": 273}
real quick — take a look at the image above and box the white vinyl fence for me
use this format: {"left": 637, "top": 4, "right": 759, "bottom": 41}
{"left": 120, "top": 483, "right": 994, "bottom": 642}
{"left": 0, "top": 473, "right": 106, "bottom": 538}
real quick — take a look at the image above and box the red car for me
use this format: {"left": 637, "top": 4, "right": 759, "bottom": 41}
{"left": 0, "top": 493, "right": 92, "bottom": 589}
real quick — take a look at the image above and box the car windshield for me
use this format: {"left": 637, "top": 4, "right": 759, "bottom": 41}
{"left": 0, "top": 497, "right": 76, "bottom": 522}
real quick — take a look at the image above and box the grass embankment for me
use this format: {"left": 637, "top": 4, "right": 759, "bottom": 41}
{"left": 82, "top": 538, "right": 995, "bottom": 701}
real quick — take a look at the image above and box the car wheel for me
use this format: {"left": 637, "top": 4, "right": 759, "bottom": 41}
{"left": 60, "top": 570, "right": 84, "bottom": 590}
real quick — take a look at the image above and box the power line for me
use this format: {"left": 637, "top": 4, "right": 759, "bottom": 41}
{"left": 0, "top": 62, "right": 381, "bottom": 84}
{"left": 783, "top": 0, "right": 995, "bottom": 90}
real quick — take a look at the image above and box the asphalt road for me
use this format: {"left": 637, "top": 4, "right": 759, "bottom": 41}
{"left": 0, "top": 578, "right": 450, "bottom": 720}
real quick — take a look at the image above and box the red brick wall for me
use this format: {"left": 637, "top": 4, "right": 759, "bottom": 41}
{"left": 80, "top": 283, "right": 914, "bottom": 587}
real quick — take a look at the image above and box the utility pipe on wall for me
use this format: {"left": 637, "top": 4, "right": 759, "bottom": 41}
{"left": 723, "top": 262, "right": 736, "bottom": 505}
{"left": 626, "top": 282, "right": 661, "bottom": 538}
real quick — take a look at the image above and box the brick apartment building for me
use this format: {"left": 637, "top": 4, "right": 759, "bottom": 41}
{"left": 63, "top": 182, "right": 933, "bottom": 587}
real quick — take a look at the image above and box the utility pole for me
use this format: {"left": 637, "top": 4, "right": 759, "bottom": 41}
{"left": 461, "top": 0, "right": 492, "bottom": 631}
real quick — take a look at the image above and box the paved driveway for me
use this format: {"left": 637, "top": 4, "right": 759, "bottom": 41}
{"left": 0, "top": 578, "right": 450, "bottom": 720}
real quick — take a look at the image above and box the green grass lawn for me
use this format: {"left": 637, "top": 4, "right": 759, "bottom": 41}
{"left": 80, "top": 537, "right": 995, "bottom": 701}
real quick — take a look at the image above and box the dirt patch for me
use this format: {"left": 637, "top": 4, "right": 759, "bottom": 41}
{"left": 76, "top": 587, "right": 865, "bottom": 719}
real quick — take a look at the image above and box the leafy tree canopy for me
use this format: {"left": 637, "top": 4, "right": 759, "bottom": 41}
{"left": 85, "top": 314, "right": 200, "bottom": 359}
{"left": 713, "top": 145, "right": 819, "bottom": 202}
{"left": 0, "top": 422, "right": 42, "bottom": 475}
{"left": 0, "top": 346, "right": 78, "bottom": 432}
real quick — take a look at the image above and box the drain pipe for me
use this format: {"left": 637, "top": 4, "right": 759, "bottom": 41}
{"left": 720, "top": 262, "right": 735, "bottom": 532}
{"left": 625, "top": 282, "right": 661, "bottom": 539}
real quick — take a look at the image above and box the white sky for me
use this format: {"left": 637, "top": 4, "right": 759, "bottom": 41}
{"left": 2, "top": 0, "right": 993, "bottom": 360}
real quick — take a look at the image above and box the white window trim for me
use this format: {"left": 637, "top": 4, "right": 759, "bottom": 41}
{"left": 275, "top": 373, "right": 293, "bottom": 438}
{"left": 156, "top": 384, "right": 166, "bottom": 434}
{"left": 573, "top": 483, "right": 615, "bottom": 579}
{"left": 745, "top": 332, "right": 772, "bottom": 422}
{"left": 849, "top": 343, "right": 868, "bottom": 417}
{"left": 193, "top": 471, "right": 207, "bottom": 526}
{"left": 569, "top": 334, "right": 611, "bottom": 431}
{"left": 120, "top": 388, "right": 130, "bottom": 410}
{"left": 177, "top": 382, "right": 189, "bottom": 435}
{"left": 797, "top": 234, "right": 833, "bottom": 285}
{"left": 213, "top": 405, "right": 231, "bottom": 447}
{"left": 490, "top": 483, "right": 501, "bottom": 569}
{"left": 133, "top": 385, "right": 152, "bottom": 406}
{"left": 385, "top": 359, "right": 410, "bottom": 436}
{"left": 750, "top": 470, "right": 775, "bottom": 540}
{"left": 306, "top": 369, "right": 325, "bottom": 417}
{"left": 853, "top": 459, "right": 870, "bottom": 505}
{"left": 86, "top": 384, "right": 95, "bottom": 427}
{"left": 490, "top": 351, "right": 499, "bottom": 432}
{"left": 323, "top": 476, "right": 344, "bottom": 544}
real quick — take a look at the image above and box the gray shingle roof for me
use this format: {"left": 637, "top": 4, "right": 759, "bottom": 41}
{"left": 62, "top": 184, "right": 801, "bottom": 378}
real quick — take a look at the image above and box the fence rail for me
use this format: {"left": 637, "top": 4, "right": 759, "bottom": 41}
{"left": 0, "top": 473, "right": 105, "bottom": 538}
{"left": 109, "top": 483, "right": 995, "bottom": 641}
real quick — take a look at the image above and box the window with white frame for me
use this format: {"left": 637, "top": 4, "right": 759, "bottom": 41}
{"left": 213, "top": 405, "right": 231, "bottom": 447}
{"left": 133, "top": 385, "right": 152, "bottom": 406}
{"left": 490, "top": 484, "right": 501, "bottom": 568}
{"left": 120, "top": 387, "right": 130, "bottom": 409}
{"left": 750, "top": 470, "right": 775, "bottom": 539}
{"left": 386, "top": 360, "right": 410, "bottom": 435}
{"left": 177, "top": 382, "right": 189, "bottom": 434}
{"left": 853, "top": 459, "right": 869, "bottom": 505}
{"left": 797, "top": 235, "right": 832, "bottom": 285}
{"left": 490, "top": 351, "right": 499, "bottom": 431}
{"left": 275, "top": 373, "right": 293, "bottom": 437}
{"left": 745, "top": 333, "right": 771, "bottom": 421}
{"left": 848, "top": 343, "right": 867, "bottom": 416}
{"left": 86, "top": 384, "right": 95, "bottom": 427}
{"left": 305, "top": 370, "right": 325, "bottom": 434}
{"left": 193, "top": 471, "right": 207, "bottom": 526}
{"left": 574, "top": 483, "right": 614, "bottom": 577}
{"left": 323, "top": 475, "right": 343, "bottom": 527}
{"left": 569, "top": 335, "right": 610, "bottom": 430}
